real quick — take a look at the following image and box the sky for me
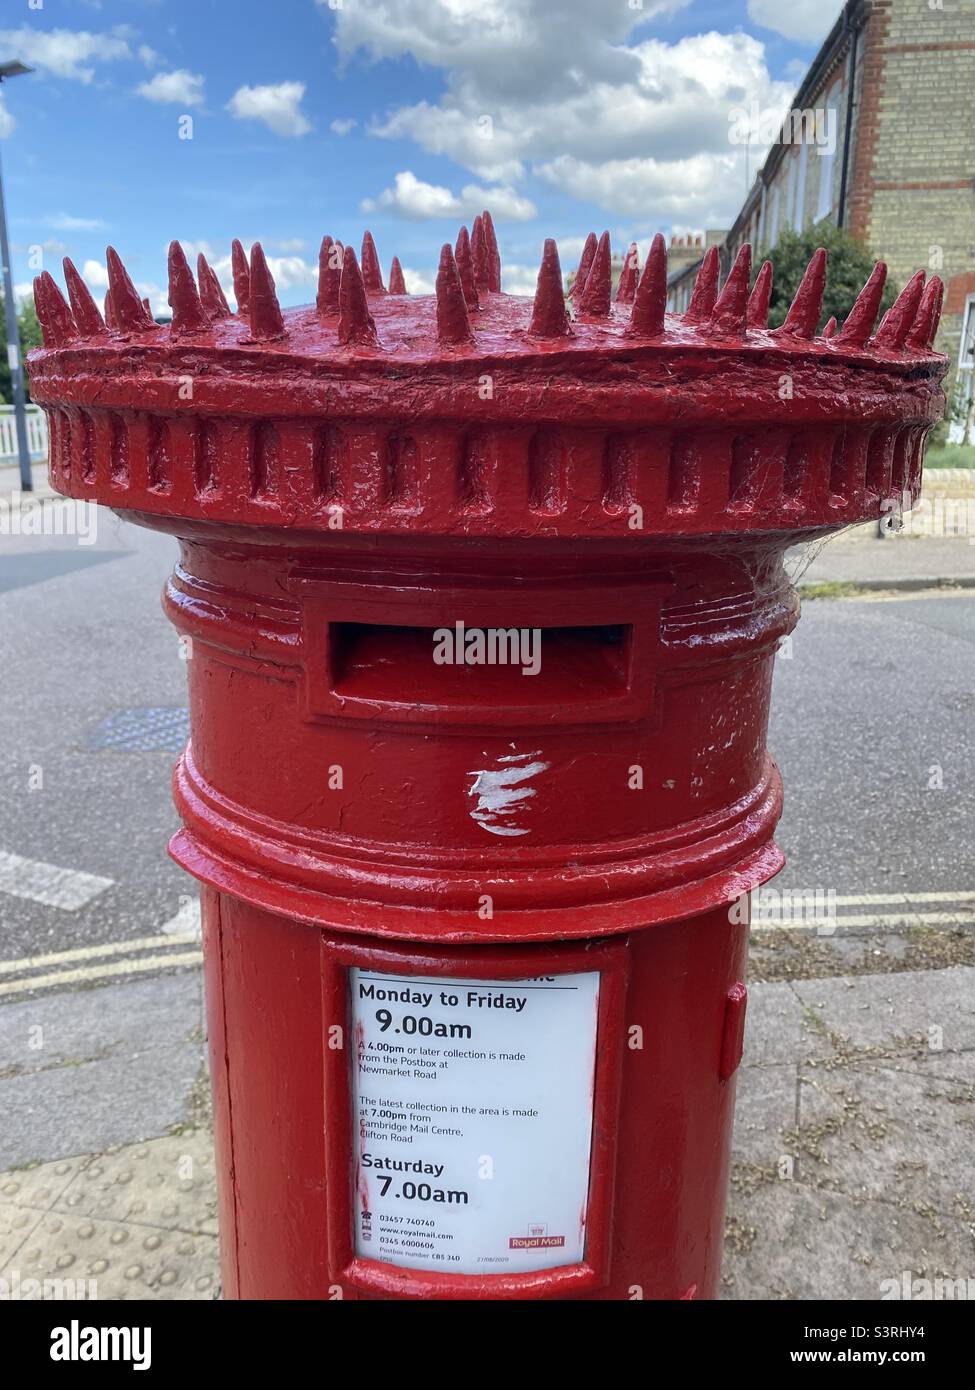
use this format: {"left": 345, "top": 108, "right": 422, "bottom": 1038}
{"left": 0, "top": 0, "right": 844, "bottom": 314}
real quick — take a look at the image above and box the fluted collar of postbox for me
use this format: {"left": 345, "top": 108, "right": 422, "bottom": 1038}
{"left": 27, "top": 217, "right": 948, "bottom": 541}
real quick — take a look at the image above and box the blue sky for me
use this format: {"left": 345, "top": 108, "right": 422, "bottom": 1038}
{"left": 0, "top": 0, "right": 843, "bottom": 312}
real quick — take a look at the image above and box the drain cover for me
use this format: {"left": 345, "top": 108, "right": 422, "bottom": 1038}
{"left": 87, "top": 706, "right": 190, "bottom": 754}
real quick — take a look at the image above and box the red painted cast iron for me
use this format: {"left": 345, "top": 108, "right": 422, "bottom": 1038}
{"left": 29, "top": 220, "right": 947, "bottom": 1300}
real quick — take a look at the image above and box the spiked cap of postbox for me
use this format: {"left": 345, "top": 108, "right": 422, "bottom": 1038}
{"left": 28, "top": 222, "right": 947, "bottom": 540}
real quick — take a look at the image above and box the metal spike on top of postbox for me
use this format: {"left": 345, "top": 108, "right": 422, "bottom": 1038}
{"left": 35, "top": 273, "right": 77, "bottom": 347}
{"left": 482, "top": 209, "right": 502, "bottom": 292}
{"left": 168, "top": 241, "right": 212, "bottom": 336}
{"left": 628, "top": 233, "right": 667, "bottom": 337}
{"left": 570, "top": 232, "right": 597, "bottom": 304}
{"left": 682, "top": 245, "right": 720, "bottom": 323}
{"left": 106, "top": 247, "right": 154, "bottom": 332}
{"left": 198, "top": 254, "right": 231, "bottom": 318}
{"left": 388, "top": 256, "right": 407, "bottom": 296}
{"left": 470, "top": 214, "right": 490, "bottom": 293}
{"left": 527, "top": 239, "right": 570, "bottom": 339}
{"left": 615, "top": 243, "right": 640, "bottom": 304}
{"left": 337, "top": 245, "right": 378, "bottom": 347}
{"left": 454, "top": 226, "right": 479, "bottom": 310}
{"left": 248, "top": 242, "right": 285, "bottom": 340}
{"left": 231, "top": 239, "right": 250, "bottom": 315}
{"left": 436, "top": 242, "right": 474, "bottom": 345}
{"left": 577, "top": 231, "right": 611, "bottom": 317}
{"left": 63, "top": 258, "right": 105, "bottom": 337}
{"left": 317, "top": 235, "right": 340, "bottom": 314}
{"left": 746, "top": 260, "right": 773, "bottom": 330}
{"left": 907, "top": 276, "right": 944, "bottom": 351}
{"left": 874, "top": 269, "right": 927, "bottom": 349}
{"left": 360, "top": 231, "right": 386, "bottom": 294}
{"left": 707, "top": 243, "right": 752, "bottom": 338}
{"left": 834, "top": 262, "right": 887, "bottom": 347}
{"left": 772, "top": 247, "right": 827, "bottom": 339}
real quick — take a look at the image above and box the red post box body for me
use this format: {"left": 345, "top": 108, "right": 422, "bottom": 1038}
{"left": 29, "top": 231, "right": 946, "bottom": 1299}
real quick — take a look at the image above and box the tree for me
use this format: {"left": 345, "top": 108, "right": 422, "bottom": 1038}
{"left": 0, "top": 292, "right": 43, "bottom": 403}
{"left": 760, "top": 220, "right": 899, "bottom": 334}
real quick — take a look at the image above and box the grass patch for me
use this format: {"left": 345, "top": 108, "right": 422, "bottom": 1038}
{"left": 798, "top": 580, "right": 862, "bottom": 600}
{"left": 925, "top": 445, "right": 975, "bottom": 469}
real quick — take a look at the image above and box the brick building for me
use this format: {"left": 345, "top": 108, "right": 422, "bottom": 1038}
{"left": 668, "top": 0, "right": 975, "bottom": 439}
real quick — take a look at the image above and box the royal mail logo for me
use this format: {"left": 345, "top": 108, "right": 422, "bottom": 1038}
{"left": 509, "top": 1224, "right": 566, "bottom": 1250}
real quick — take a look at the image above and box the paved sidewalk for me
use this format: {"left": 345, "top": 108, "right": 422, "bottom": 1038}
{"left": 793, "top": 525, "right": 975, "bottom": 591}
{"left": 0, "top": 1132, "right": 218, "bottom": 1301}
{"left": 0, "top": 461, "right": 53, "bottom": 498}
{"left": 725, "top": 957, "right": 975, "bottom": 1300}
{"left": 1, "top": 944, "right": 972, "bottom": 1300}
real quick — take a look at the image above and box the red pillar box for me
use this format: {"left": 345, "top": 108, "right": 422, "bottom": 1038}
{"left": 29, "top": 227, "right": 946, "bottom": 1300}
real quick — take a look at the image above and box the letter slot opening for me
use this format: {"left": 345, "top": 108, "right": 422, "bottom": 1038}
{"left": 328, "top": 622, "right": 632, "bottom": 709}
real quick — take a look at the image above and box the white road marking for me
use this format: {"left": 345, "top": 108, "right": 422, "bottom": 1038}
{"left": 161, "top": 897, "right": 202, "bottom": 938}
{"left": 752, "top": 908, "right": 975, "bottom": 932}
{"left": 0, "top": 878, "right": 971, "bottom": 996}
{"left": 0, "top": 850, "right": 113, "bottom": 911}
{"left": 0, "top": 951, "right": 202, "bottom": 998}
{"left": 831, "top": 911, "right": 975, "bottom": 928}
{"left": 0, "top": 932, "right": 200, "bottom": 977}
{"left": 832, "top": 891, "right": 975, "bottom": 906}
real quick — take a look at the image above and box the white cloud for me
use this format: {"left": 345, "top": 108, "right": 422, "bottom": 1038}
{"left": 552, "top": 235, "right": 590, "bottom": 264}
{"left": 0, "top": 94, "right": 13, "bottom": 140}
{"left": 227, "top": 81, "right": 311, "bottom": 137}
{"left": 251, "top": 253, "right": 317, "bottom": 291}
{"left": 83, "top": 258, "right": 109, "bottom": 290}
{"left": 336, "top": 5, "right": 792, "bottom": 228}
{"left": 500, "top": 263, "right": 542, "bottom": 297}
{"left": 47, "top": 213, "right": 109, "bottom": 231}
{"left": 12, "top": 238, "right": 68, "bottom": 256}
{"left": 141, "top": 283, "right": 170, "bottom": 318}
{"left": 338, "top": 0, "right": 696, "bottom": 181}
{"left": 330, "top": 117, "right": 357, "bottom": 136}
{"left": 0, "top": 26, "right": 131, "bottom": 83}
{"left": 537, "top": 150, "right": 753, "bottom": 223}
{"left": 136, "top": 69, "right": 205, "bottom": 107}
{"left": 332, "top": 0, "right": 690, "bottom": 93}
{"left": 138, "top": 44, "right": 161, "bottom": 68}
{"left": 274, "top": 238, "right": 307, "bottom": 253}
{"left": 402, "top": 268, "right": 435, "bottom": 295}
{"left": 376, "top": 32, "right": 791, "bottom": 183}
{"left": 362, "top": 171, "right": 536, "bottom": 221}
{"left": 174, "top": 239, "right": 221, "bottom": 260}
{"left": 747, "top": 1, "right": 843, "bottom": 44}
{"left": 372, "top": 105, "right": 525, "bottom": 184}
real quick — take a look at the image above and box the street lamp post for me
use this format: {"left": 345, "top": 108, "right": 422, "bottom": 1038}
{"left": 0, "top": 59, "right": 34, "bottom": 492}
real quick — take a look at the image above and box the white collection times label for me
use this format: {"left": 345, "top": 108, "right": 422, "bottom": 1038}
{"left": 350, "top": 967, "right": 600, "bottom": 1276}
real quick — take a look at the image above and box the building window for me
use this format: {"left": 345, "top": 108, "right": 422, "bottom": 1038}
{"left": 795, "top": 139, "right": 809, "bottom": 230}
{"left": 786, "top": 154, "right": 798, "bottom": 229}
{"left": 768, "top": 185, "right": 781, "bottom": 247}
{"left": 815, "top": 79, "right": 842, "bottom": 221}
{"left": 960, "top": 295, "right": 975, "bottom": 370}
{"left": 949, "top": 295, "right": 975, "bottom": 443}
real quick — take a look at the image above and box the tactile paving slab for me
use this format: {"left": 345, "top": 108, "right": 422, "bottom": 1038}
{"left": 87, "top": 706, "right": 190, "bottom": 754}
{"left": 0, "top": 1131, "right": 218, "bottom": 1300}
